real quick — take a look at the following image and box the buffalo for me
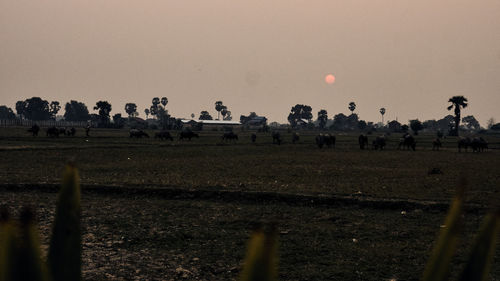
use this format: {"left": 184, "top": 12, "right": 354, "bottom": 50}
{"left": 251, "top": 133, "right": 257, "bottom": 143}
{"left": 28, "top": 124, "right": 40, "bottom": 136}
{"left": 66, "top": 127, "right": 76, "bottom": 136}
{"left": 179, "top": 131, "right": 199, "bottom": 141}
{"left": 316, "top": 134, "right": 336, "bottom": 149}
{"left": 372, "top": 135, "right": 386, "bottom": 150}
{"left": 222, "top": 131, "right": 238, "bottom": 142}
{"left": 458, "top": 137, "right": 471, "bottom": 152}
{"left": 432, "top": 138, "right": 442, "bottom": 151}
{"left": 398, "top": 133, "right": 416, "bottom": 151}
{"left": 471, "top": 137, "right": 488, "bottom": 152}
{"left": 130, "top": 129, "right": 149, "bottom": 138}
{"left": 272, "top": 132, "right": 282, "bottom": 145}
{"left": 358, "top": 134, "right": 368, "bottom": 150}
{"left": 46, "top": 127, "right": 60, "bottom": 137}
{"left": 155, "top": 131, "right": 174, "bottom": 141}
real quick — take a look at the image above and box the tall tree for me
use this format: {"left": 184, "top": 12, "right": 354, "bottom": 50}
{"left": 447, "top": 96, "right": 468, "bottom": 136}
{"left": 151, "top": 97, "right": 160, "bottom": 118}
{"left": 462, "top": 115, "right": 480, "bottom": 131}
{"left": 160, "top": 97, "right": 168, "bottom": 107}
{"left": 199, "top": 111, "right": 213, "bottom": 120}
{"left": 379, "top": 108, "right": 386, "bottom": 124}
{"left": 348, "top": 102, "right": 356, "bottom": 115}
{"left": 64, "top": 100, "right": 90, "bottom": 121}
{"left": 144, "top": 108, "right": 150, "bottom": 119}
{"left": 15, "top": 101, "right": 26, "bottom": 119}
{"left": 0, "top": 106, "right": 16, "bottom": 120}
{"left": 215, "top": 101, "right": 224, "bottom": 120}
{"left": 317, "top": 109, "right": 328, "bottom": 129}
{"left": 93, "top": 101, "right": 112, "bottom": 125}
{"left": 18, "top": 97, "right": 51, "bottom": 120}
{"left": 409, "top": 119, "right": 423, "bottom": 135}
{"left": 125, "top": 103, "right": 138, "bottom": 118}
{"left": 288, "top": 104, "right": 313, "bottom": 127}
{"left": 49, "top": 101, "right": 61, "bottom": 119}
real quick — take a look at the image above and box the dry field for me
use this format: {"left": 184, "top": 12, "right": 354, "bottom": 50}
{"left": 0, "top": 127, "right": 499, "bottom": 280}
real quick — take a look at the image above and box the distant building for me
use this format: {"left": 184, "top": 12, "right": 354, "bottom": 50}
{"left": 181, "top": 119, "right": 242, "bottom": 130}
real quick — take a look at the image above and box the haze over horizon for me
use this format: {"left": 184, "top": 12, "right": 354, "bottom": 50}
{"left": 1, "top": 0, "right": 499, "bottom": 125}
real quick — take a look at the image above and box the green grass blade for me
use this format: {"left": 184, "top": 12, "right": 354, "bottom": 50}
{"left": 421, "top": 189, "right": 464, "bottom": 281}
{"left": 240, "top": 226, "right": 278, "bottom": 281}
{"left": 48, "top": 165, "right": 82, "bottom": 281}
{"left": 459, "top": 211, "right": 500, "bottom": 281}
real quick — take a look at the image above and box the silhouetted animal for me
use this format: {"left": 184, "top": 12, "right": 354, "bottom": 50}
{"left": 179, "top": 131, "right": 199, "bottom": 141}
{"left": 222, "top": 132, "right": 238, "bottom": 142}
{"left": 471, "top": 137, "right": 488, "bottom": 152}
{"left": 398, "top": 134, "right": 416, "bottom": 151}
{"left": 358, "top": 134, "right": 368, "bottom": 149}
{"left": 155, "top": 131, "right": 174, "bottom": 141}
{"left": 85, "top": 125, "right": 91, "bottom": 137}
{"left": 292, "top": 132, "right": 300, "bottom": 144}
{"left": 66, "top": 127, "right": 76, "bottom": 136}
{"left": 46, "top": 127, "right": 60, "bottom": 137}
{"left": 316, "top": 134, "right": 336, "bottom": 148}
{"left": 130, "top": 129, "right": 149, "bottom": 138}
{"left": 458, "top": 137, "right": 471, "bottom": 152}
{"left": 251, "top": 133, "right": 257, "bottom": 143}
{"left": 272, "top": 132, "right": 282, "bottom": 145}
{"left": 372, "top": 135, "right": 386, "bottom": 150}
{"left": 432, "top": 138, "right": 442, "bottom": 151}
{"left": 28, "top": 124, "right": 40, "bottom": 136}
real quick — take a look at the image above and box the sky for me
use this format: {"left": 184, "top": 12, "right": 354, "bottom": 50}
{"left": 1, "top": 0, "right": 499, "bottom": 125}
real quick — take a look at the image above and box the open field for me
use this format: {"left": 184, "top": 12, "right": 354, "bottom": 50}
{"left": 1, "top": 127, "right": 499, "bottom": 280}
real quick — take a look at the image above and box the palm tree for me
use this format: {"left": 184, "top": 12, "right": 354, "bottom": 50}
{"left": 379, "top": 108, "right": 386, "bottom": 124}
{"left": 447, "top": 96, "right": 468, "bottom": 136}
{"left": 215, "top": 101, "right": 223, "bottom": 120}
{"left": 144, "top": 108, "right": 150, "bottom": 119}
{"left": 161, "top": 97, "right": 168, "bottom": 107}
{"left": 317, "top": 109, "right": 328, "bottom": 130}
{"left": 348, "top": 102, "right": 356, "bottom": 115}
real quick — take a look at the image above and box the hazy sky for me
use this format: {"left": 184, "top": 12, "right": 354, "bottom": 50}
{"left": 1, "top": 0, "right": 499, "bottom": 125}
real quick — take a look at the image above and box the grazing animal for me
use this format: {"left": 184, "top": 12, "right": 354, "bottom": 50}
{"left": 28, "top": 124, "right": 40, "bottom": 136}
{"left": 179, "top": 131, "right": 199, "bottom": 141}
{"left": 291, "top": 132, "right": 300, "bottom": 144}
{"left": 130, "top": 129, "right": 149, "bottom": 138}
{"left": 398, "top": 133, "right": 416, "bottom": 151}
{"left": 432, "top": 138, "right": 442, "bottom": 151}
{"left": 272, "top": 132, "right": 282, "bottom": 145}
{"left": 458, "top": 137, "right": 471, "bottom": 152}
{"left": 471, "top": 137, "right": 488, "bottom": 152}
{"left": 155, "top": 131, "right": 174, "bottom": 141}
{"left": 66, "top": 127, "right": 76, "bottom": 136}
{"left": 372, "top": 135, "right": 386, "bottom": 150}
{"left": 358, "top": 134, "right": 368, "bottom": 150}
{"left": 46, "top": 127, "right": 60, "bottom": 137}
{"left": 251, "top": 133, "right": 257, "bottom": 143}
{"left": 316, "top": 134, "right": 336, "bottom": 149}
{"left": 222, "top": 131, "right": 238, "bottom": 142}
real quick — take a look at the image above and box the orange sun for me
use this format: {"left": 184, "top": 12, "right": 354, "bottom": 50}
{"left": 325, "top": 74, "right": 336, "bottom": 84}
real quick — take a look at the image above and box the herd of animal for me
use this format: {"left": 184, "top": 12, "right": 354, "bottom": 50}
{"left": 25, "top": 125, "right": 491, "bottom": 152}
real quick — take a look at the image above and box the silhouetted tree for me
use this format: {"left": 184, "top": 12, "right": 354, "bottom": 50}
{"left": 288, "top": 104, "right": 312, "bottom": 127}
{"left": 215, "top": 101, "right": 224, "bottom": 120}
{"left": 0, "top": 106, "right": 16, "bottom": 120}
{"left": 379, "top": 108, "right": 386, "bottom": 124}
{"left": 348, "top": 102, "right": 356, "bottom": 115}
{"left": 462, "top": 115, "right": 480, "bottom": 131}
{"left": 436, "top": 115, "right": 455, "bottom": 135}
{"left": 49, "top": 101, "right": 61, "bottom": 119}
{"left": 409, "top": 119, "right": 423, "bottom": 135}
{"left": 15, "top": 101, "right": 26, "bottom": 119}
{"left": 486, "top": 118, "right": 495, "bottom": 129}
{"left": 191, "top": 113, "right": 195, "bottom": 119}
{"left": 64, "top": 100, "right": 90, "bottom": 121}
{"left": 125, "top": 103, "right": 138, "bottom": 118}
{"left": 17, "top": 97, "right": 51, "bottom": 120}
{"left": 221, "top": 105, "right": 228, "bottom": 119}
{"left": 358, "top": 120, "right": 367, "bottom": 130}
{"left": 388, "top": 120, "right": 402, "bottom": 132}
{"left": 112, "top": 113, "right": 126, "bottom": 128}
{"left": 93, "top": 101, "right": 112, "bottom": 126}
{"left": 161, "top": 97, "right": 168, "bottom": 107}
{"left": 447, "top": 96, "right": 468, "bottom": 136}
{"left": 144, "top": 108, "right": 150, "bottom": 119}
{"left": 199, "top": 111, "right": 213, "bottom": 120}
{"left": 401, "top": 124, "right": 409, "bottom": 133}
{"left": 151, "top": 97, "right": 160, "bottom": 118}
{"left": 317, "top": 109, "right": 328, "bottom": 129}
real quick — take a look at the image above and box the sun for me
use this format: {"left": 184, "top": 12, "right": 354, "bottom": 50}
{"left": 325, "top": 74, "right": 336, "bottom": 84}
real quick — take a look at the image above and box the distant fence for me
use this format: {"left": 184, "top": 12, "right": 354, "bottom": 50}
{"left": 0, "top": 119, "right": 88, "bottom": 128}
